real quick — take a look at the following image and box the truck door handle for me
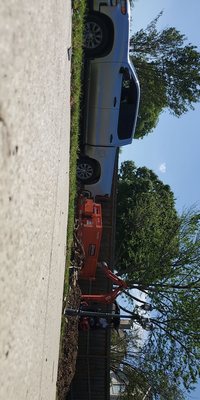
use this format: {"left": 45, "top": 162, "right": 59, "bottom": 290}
{"left": 110, "top": 134, "right": 113, "bottom": 143}
{"left": 113, "top": 97, "right": 117, "bottom": 107}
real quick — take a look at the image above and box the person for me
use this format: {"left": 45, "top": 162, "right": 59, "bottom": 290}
{"left": 111, "top": 301, "right": 120, "bottom": 332}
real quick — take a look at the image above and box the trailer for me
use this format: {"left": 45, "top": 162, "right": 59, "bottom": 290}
{"left": 76, "top": 195, "right": 127, "bottom": 304}
{"left": 76, "top": 195, "right": 102, "bottom": 280}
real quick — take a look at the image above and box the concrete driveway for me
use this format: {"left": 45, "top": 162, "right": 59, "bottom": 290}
{"left": 0, "top": 1, "right": 72, "bottom": 399}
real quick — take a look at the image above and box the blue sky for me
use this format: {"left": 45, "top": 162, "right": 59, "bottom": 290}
{"left": 120, "top": 1, "right": 200, "bottom": 398}
{"left": 120, "top": 0, "right": 200, "bottom": 214}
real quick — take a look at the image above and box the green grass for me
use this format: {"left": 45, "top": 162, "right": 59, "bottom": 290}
{"left": 56, "top": 2, "right": 86, "bottom": 399}
{"left": 64, "top": 0, "right": 87, "bottom": 292}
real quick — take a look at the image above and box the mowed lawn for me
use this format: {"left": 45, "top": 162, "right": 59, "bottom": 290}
{"left": 56, "top": 2, "right": 87, "bottom": 399}
{"left": 65, "top": 0, "right": 87, "bottom": 290}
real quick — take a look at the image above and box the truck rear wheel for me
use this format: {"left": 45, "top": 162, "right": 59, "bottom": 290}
{"left": 84, "top": 13, "right": 112, "bottom": 58}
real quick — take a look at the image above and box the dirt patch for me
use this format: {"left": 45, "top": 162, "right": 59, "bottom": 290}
{"left": 56, "top": 283, "right": 81, "bottom": 400}
{"left": 56, "top": 193, "right": 86, "bottom": 399}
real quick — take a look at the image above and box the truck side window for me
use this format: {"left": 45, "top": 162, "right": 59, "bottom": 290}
{"left": 118, "top": 71, "right": 138, "bottom": 140}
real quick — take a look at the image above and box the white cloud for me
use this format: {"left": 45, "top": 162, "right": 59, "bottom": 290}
{"left": 159, "top": 162, "right": 166, "bottom": 173}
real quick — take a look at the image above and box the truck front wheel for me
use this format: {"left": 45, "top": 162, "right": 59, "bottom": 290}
{"left": 77, "top": 157, "right": 101, "bottom": 184}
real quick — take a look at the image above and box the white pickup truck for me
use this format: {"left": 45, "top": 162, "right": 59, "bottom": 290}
{"left": 77, "top": 0, "right": 140, "bottom": 198}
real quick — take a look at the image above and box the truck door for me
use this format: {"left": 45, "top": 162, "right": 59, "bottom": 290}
{"left": 86, "top": 62, "right": 123, "bottom": 146}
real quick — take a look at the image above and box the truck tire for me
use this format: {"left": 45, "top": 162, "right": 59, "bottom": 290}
{"left": 84, "top": 13, "right": 110, "bottom": 58}
{"left": 77, "top": 157, "right": 100, "bottom": 184}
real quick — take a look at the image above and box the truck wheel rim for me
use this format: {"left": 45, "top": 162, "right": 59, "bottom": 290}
{"left": 84, "top": 21, "right": 103, "bottom": 49}
{"left": 77, "top": 163, "right": 94, "bottom": 180}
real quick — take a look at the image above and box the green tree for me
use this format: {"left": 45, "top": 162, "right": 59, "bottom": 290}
{"left": 110, "top": 283, "right": 200, "bottom": 397}
{"left": 116, "top": 161, "right": 179, "bottom": 282}
{"left": 115, "top": 161, "right": 200, "bottom": 393}
{"left": 119, "top": 280, "right": 200, "bottom": 393}
{"left": 130, "top": 12, "right": 200, "bottom": 137}
{"left": 111, "top": 362, "right": 186, "bottom": 400}
{"left": 110, "top": 328, "right": 186, "bottom": 399}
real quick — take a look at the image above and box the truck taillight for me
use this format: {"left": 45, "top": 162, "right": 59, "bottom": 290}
{"left": 120, "top": 0, "right": 127, "bottom": 14}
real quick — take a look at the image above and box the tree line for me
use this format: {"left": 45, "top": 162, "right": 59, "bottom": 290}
{"left": 111, "top": 6, "right": 200, "bottom": 398}
{"left": 113, "top": 161, "right": 200, "bottom": 399}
